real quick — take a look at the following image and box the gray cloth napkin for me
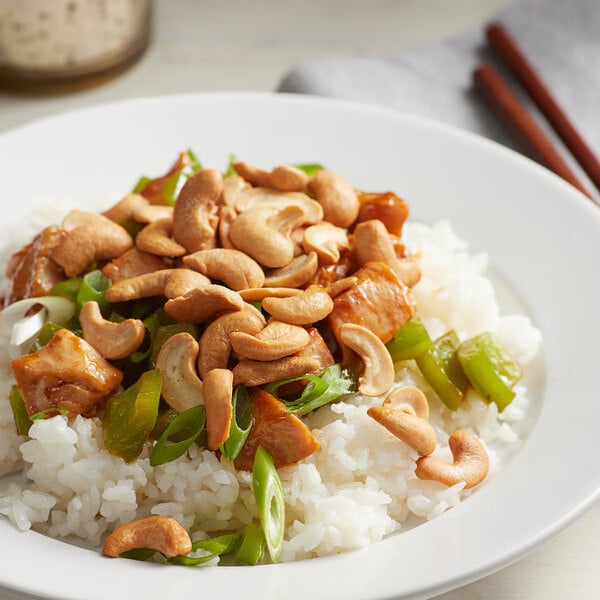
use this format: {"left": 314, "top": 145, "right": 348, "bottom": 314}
{"left": 278, "top": 0, "right": 600, "bottom": 163}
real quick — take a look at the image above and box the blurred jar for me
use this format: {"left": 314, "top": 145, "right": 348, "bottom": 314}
{"left": 0, "top": 0, "right": 151, "bottom": 94}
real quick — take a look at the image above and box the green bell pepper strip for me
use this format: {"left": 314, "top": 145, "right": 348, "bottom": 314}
{"left": 149, "top": 404, "right": 206, "bottom": 466}
{"left": 236, "top": 523, "right": 266, "bottom": 566}
{"left": 386, "top": 318, "right": 434, "bottom": 362}
{"left": 76, "top": 270, "right": 112, "bottom": 311}
{"left": 253, "top": 446, "right": 285, "bottom": 563}
{"left": 51, "top": 277, "right": 82, "bottom": 302}
{"left": 457, "top": 332, "right": 522, "bottom": 412}
{"left": 415, "top": 330, "right": 470, "bottom": 411}
{"left": 159, "top": 149, "right": 203, "bottom": 206}
{"left": 9, "top": 385, "right": 33, "bottom": 436}
{"left": 167, "top": 533, "right": 242, "bottom": 566}
{"left": 104, "top": 370, "right": 162, "bottom": 462}
{"left": 220, "top": 385, "right": 253, "bottom": 461}
{"left": 128, "top": 314, "right": 161, "bottom": 364}
{"left": 264, "top": 364, "right": 354, "bottom": 415}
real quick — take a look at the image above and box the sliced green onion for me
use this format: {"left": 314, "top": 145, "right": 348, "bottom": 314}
{"left": 415, "top": 330, "right": 470, "bottom": 411}
{"left": 236, "top": 523, "right": 266, "bottom": 566}
{"left": 77, "top": 270, "right": 111, "bottom": 311}
{"left": 253, "top": 446, "right": 285, "bottom": 562}
{"left": 457, "top": 332, "right": 522, "bottom": 412}
{"left": 220, "top": 385, "right": 253, "bottom": 460}
{"left": 149, "top": 404, "right": 206, "bottom": 466}
{"left": 104, "top": 370, "right": 162, "bottom": 462}
{"left": 264, "top": 364, "right": 354, "bottom": 415}
{"left": 293, "top": 163, "right": 325, "bottom": 177}
{"left": 9, "top": 385, "right": 32, "bottom": 435}
{"left": 167, "top": 533, "right": 242, "bottom": 566}
{"left": 386, "top": 318, "right": 434, "bottom": 362}
{"left": 223, "top": 153, "right": 237, "bottom": 177}
{"left": 51, "top": 277, "right": 82, "bottom": 302}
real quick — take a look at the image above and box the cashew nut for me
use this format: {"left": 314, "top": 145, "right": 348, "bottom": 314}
{"left": 183, "top": 248, "right": 265, "bottom": 291}
{"left": 239, "top": 287, "right": 303, "bottom": 302}
{"left": 172, "top": 169, "right": 222, "bottom": 252}
{"left": 102, "top": 247, "right": 167, "bottom": 282}
{"left": 307, "top": 169, "right": 360, "bottom": 228}
{"left": 155, "top": 332, "right": 204, "bottom": 412}
{"left": 262, "top": 285, "right": 334, "bottom": 325}
{"left": 270, "top": 165, "right": 309, "bottom": 192}
{"left": 415, "top": 429, "right": 490, "bottom": 489}
{"left": 232, "top": 160, "right": 272, "bottom": 187}
{"left": 164, "top": 285, "right": 244, "bottom": 324}
{"left": 217, "top": 205, "right": 237, "bottom": 249}
{"left": 263, "top": 252, "right": 319, "bottom": 288}
{"left": 163, "top": 269, "right": 211, "bottom": 299}
{"left": 102, "top": 515, "right": 192, "bottom": 558}
{"left": 230, "top": 319, "right": 310, "bottom": 361}
{"left": 232, "top": 356, "right": 320, "bottom": 387}
{"left": 79, "top": 301, "right": 145, "bottom": 360}
{"left": 51, "top": 217, "right": 133, "bottom": 277}
{"left": 102, "top": 193, "right": 149, "bottom": 224}
{"left": 105, "top": 269, "right": 174, "bottom": 302}
{"left": 135, "top": 218, "right": 187, "bottom": 257}
{"left": 368, "top": 388, "right": 437, "bottom": 456}
{"left": 234, "top": 187, "right": 322, "bottom": 224}
{"left": 197, "top": 305, "right": 266, "bottom": 378}
{"left": 303, "top": 222, "right": 349, "bottom": 265}
{"left": 203, "top": 368, "right": 233, "bottom": 451}
{"left": 130, "top": 203, "right": 174, "bottom": 224}
{"left": 339, "top": 323, "right": 394, "bottom": 396}
{"left": 221, "top": 174, "right": 248, "bottom": 208}
{"left": 327, "top": 276, "right": 358, "bottom": 298}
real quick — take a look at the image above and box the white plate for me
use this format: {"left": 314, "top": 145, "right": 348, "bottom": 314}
{"left": 0, "top": 93, "right": 599, "bottom": 600}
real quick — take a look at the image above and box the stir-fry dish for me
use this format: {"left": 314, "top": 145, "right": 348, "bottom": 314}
{"left": 0, "top": 152, "right": 541, "bottom": 564}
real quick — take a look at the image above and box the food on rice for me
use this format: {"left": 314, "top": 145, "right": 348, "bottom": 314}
{"left": 0, "top": 153, "right": 542, "bottom": 565}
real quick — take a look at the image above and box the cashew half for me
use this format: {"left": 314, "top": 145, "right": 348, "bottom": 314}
{"left": 263, "top": 252, "right": 319, "bottom": 288}
{"left": 232, "top": 160, "right": 272, "bottom": 188}
{"left": 102, "top": 193, "right": 149, "bottom": 223}
{"left": 307, "top": 169, "right": 360, "bottom": 228}
{"left": 383, "top": 386, "right": 429, "bottom": 419}
{"left": 155, "top": 332, "right": 204, "bottom": 412}
{"left": 51, "top": 217, "right": 133, "bottom": 277}
{"left": 270, "top": 164, "right": 309, "bottom": 192}
{"left": 339, "top": 323, "right": 394, "bottom": 396}
{"left": 79, "top": 301, "right": 145, "bottom": 360}
{"left": 197, "top": 305, "right": 266, "bottom": 378}
{"left": 105, "top": 269, "right": 174, "bottom": 302}
{"left": 102, "top": 516, "right": 192, "bottom": 558}
{"left": 164, "top": 269, "right": 211, "bottom": 299}
{"left": 183, "top": 248, "right": 265, "bottom": 291}
{"left": 303, "top": 222, "right": 349, "bottom": 265}
{"left": 262, "top": 285, "right": 334, "bottom": 326}
{"left": 135, "top": 218, "right": 187, "bottom": 257}
{"left": 232, "top": 356, "right": 320, "bottom": 387}
{"left": 239, "top": 287, "right": 303, "bottom": 302}
{"left": 415, "top": 429, "right": 489, "bottom": 489}
{"left": 172, "top": 169, "right": 222, "bottom": 252}
{"left": 164, "top": 285, "right": 244, "bottom": 324}
{"left": 230, "top": 319, "right": 310, "bottom": 361}
{"left": 203, "top": 368, "right": 234, "bottom": 451}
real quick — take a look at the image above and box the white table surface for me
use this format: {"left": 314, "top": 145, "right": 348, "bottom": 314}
{"left": 1, "top": 1, "right": 599, "bottom": 599}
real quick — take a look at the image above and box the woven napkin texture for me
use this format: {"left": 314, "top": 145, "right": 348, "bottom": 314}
{"left": 278, "top": 0, "right": 600, "bottom": 163}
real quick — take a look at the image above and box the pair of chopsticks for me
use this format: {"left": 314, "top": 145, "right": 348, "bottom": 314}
{"left": 473, "top": 23, "right": 600, "bottom": 205}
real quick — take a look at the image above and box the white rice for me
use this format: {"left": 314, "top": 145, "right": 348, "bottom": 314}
{"left": 0, "top": 206, "right": 542, "bottom": 562}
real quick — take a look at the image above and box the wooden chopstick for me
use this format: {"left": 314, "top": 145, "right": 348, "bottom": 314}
{"left": 473, "top": 64, "right": 594, "bottom": 200}
{"left": 485, "top": 22, "right": 600, "bottom": 197}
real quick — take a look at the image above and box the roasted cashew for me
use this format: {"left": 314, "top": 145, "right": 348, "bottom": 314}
{"left": 51, "top": 217, "right": 133, "bottom": 277}
{"left": 172, "top": 169, "right": 222, "bottom": 252}
{"left": 229, "top": 204, "right": 303, "bottom": 268}
{"left": 307, "top": 169, "right": 360, "bottom": 228}
{"left": 339, "top": 323, "right": 394, "bottom": 396}
{"left": 183, "top": 248, "right": 265, "bottom": 291}
{"left": 234, "top": 187, "right": 322, "bottom": 224}
{"left": 303, "top": 222, "right": 349, "bottom": 265}
{"left": 368, "top": 388, "right": 437, "bottom": 456}
{"left": 164, "top": 285, "right": 244, "bottom": 324}
{"left": 221, "top": 174, "right": 248, "bottom": 208}
{"left": 415, "top": 429, "right": 490, "bottom": 489}
{"left": 102, "top": 515, "right": 192, "bottom": 558}
{"left": 197, "top": 305, "right": 266, "bottom": 378}
{"left": 239, "top": 287, "right": 303, "bottom": 302}
{"left": 105, "top": 269, "right": 174, "bottom": 302}
{"left": 353, "top": 220, "right": 421, "bottom": 287}
{"left": 232, "top": 355, "right": 320, "bottom": 387}
{"left": 135, "top": 218, "right": 187, "bottom": 257}
{"left": 203, "top": 368, "right": 234, "bottom": 451}
{"left": 263, "top": 252, "right": 319, "bottom": 288}
{"left": 262, "top": 285, "right": 334, "bottom": 325}
{"left": 270, "top": 164, "right": 309, "bottom": 192}
{"left": 232, "top": 160, "right": 273, "bottom": 187}
{"left": 163, "top": 269, "right": 211, "bottom": 299}
{"left": 62, "top": 209, "right": 108, "bottom": 230}
{"left": 102, "top": 193, "right": 149, "bottom": 223}
{"left": 217, "top": 205, "right": 237, "bottom": 249}
{"left": 79, "top": 301, "right": 145, "bottom": 360}
{"left": 230, "top": 319, "right": 311, "bottom": 361}
{"left": 155, "top": 332, "right": 204, "bottom": 412}
{"left": 130, "top": 203, "right": 173, "bottom": 224}
{"left": 102, "top": 248, "right": 167, "bottom": 282}
{"left": 327, "top": 276, "right": 358, "bottom": 298}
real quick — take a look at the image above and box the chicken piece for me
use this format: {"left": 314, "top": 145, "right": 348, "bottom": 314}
{"left": 356, "top": 191, "right": 409, "bottom": 236}
{"left": 234, "top": 388, "right": 320, "bottom": 471}
{"left": 11, "top": 328, "right": 123, "bottom": 418}
{"left": 296, "top": 327, "right": 335, "bottom": 369}
{"left": 327, "top": 261, "right": 416, "bottom": 347}
{"left": 102, "top": 247, "right": 168, "bottom": 282}
{"left": 3, "top": 226, "right": 65, "bottom": 306}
